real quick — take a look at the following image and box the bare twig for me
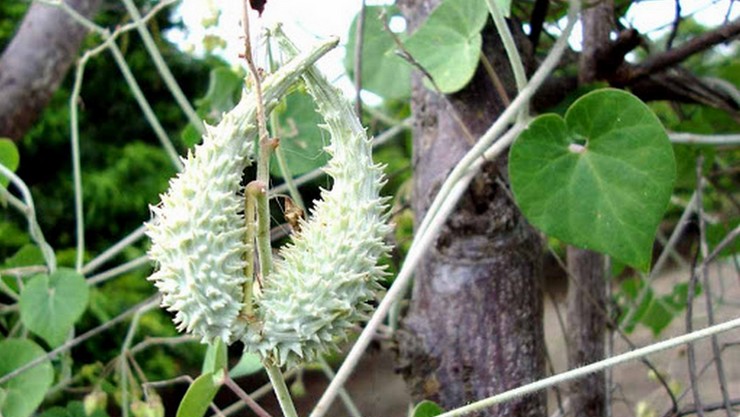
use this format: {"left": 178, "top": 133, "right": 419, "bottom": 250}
{"left": 87, "top": 256, "right": 150, "bottom": 286}
{"left": 82, "top": 225, "right": 146, "bottom": 275}
{"left": 479, "top": 51, "right": 511, "bottom": 106}
{"left": 528, "top": 0, "right": 549, "bottom": 50}
{"left": 129, "top": 335, "right": 196, "bottom": 356}
{"left": 666, "top": 0, "right": 682, "bottom": 50}
{"left": 685, "top": 156, "right": 705, "bottom": 417}
{"left": 548, "top": 246, "right": 681, "bottom": 414}
{"left": 695, "top": 157, "right": 733, "bottom": 417}
{"left": 676, "top": 398, "right": 740, "bottom": 417}
{"left": 634, "top": 17, "right": 740, "bottom": 79}
{"left": 223, "top": 375, "right": 274, "bottom": 417}
{"left": 703, "top": 225, "right": 740, "bottom": 267}
{"left": 218, "top": 368, "right": 299, "bottom": 416}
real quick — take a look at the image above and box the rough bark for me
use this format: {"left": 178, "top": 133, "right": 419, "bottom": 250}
{"left": 395, "top": 1, "right": 546, "bottom": 416}
{"left": 566, "top": 1, "right": 613, "bottom": 416}
{"left": 0, "top": 0, "right": 101, "bottom": 141}
{"left": 565, "top": 247, "right": 607, "bottom": 417}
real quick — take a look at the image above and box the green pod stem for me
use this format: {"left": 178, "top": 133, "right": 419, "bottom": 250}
{"left": 241, "top": 28, "right": 392, "bottom": 367}
{"left": 146, "top": 38, "right": 338, "bottom": 344}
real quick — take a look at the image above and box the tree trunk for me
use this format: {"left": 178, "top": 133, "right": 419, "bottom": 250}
{"left": 0, "top": 0, "right": 101, "bottom": 141}
{"left": 565, "top": 1, "right": 614, "bottom": 416}
{"left": 565, "top": 247, "right": 607, "bottom": 417}
{"left": 395, "top": 2, "right": 546, "bottom": 416}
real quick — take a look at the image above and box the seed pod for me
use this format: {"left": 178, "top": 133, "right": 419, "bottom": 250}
{"left": 146, "top": 39, "right": 338, "bottom": 344}
{"left": 241, "top": 29, "right": 391, "bottom": 367}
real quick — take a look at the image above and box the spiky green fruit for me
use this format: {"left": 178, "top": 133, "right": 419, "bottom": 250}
{"left": 241, "top": 30, "right": 391, "bottom": 367}
{"left": 146, "top": 39, "right": 338, "bottom": 344}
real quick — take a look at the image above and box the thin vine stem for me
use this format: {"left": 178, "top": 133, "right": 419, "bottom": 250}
{"left": 108, "top": 42, "right": 182, "bottom": 170}
{"left": 317, "top": 356, "right": 362, "bottom": 417}
{"left": 119, "top": 309, "right": 144, "bottom": 417}
{"left": 264, "top": 361, "right": 299, "bottom": 417}
{"left": 87, "top": 256, "right": 150, "bottom": 286}
{"left": 242, "top": 0, "right": 274, "bottom": 284}
{"left": 120, "top": 0, "right": 204, "bottom": 135}
{"left": 248, "top": 181, "right": 273, "bottom": 280}
{"left": 0, "top": 164, "right": 56, "bottom": 273}
{"left": 69, "top": 46, "right": 88, "bottom": 272}
{"left": 82, "top": 225, "right": 146, "bottom": 275}
{"left": 242, "top": 186, "right": 257, "bottom": 317}
{"left": 264, "top": 39, "right": 305, "bottom": 211}
{"left": 273, "top": 146, "right": 306, "bottom": 211}
{"left": 695, "top": 156, "right": 732, "bottom": 416}
{"left": 668, "top": 132, "right": 740, "bottom": 145}
{"left": 484, "top": 0, "right": 529, "bottom": 120}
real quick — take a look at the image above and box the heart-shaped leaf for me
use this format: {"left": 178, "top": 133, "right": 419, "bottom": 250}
{"left": 196, "top": 67, "right": 243, "bottom": 118}
{"left": 176, "top": 370, "right": 224, "bottom": 417}
{"left": 345, "top": 6, "right": 411, "bottom": 100}
{"left": 20, "top": 268, "right": 90, "bottom": 347}
{"left": 509, "top": 89, "right": 676, "bottom": 271}
{"left": 0, "top": 138, "right": 20, "bottom": 188}
{"left": 270, "top": 90, "right": 329, "bottom": 178}
{"left": 0, "top": 339, "right": 54, "bottom": 417}
{"left": 405, "top": 0, "right": 488, "bottom": 93}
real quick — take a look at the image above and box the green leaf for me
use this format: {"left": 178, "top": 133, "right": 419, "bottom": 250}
{"left": 1, "top": 244, "right": 45, "bottom": 296}
{"left": 202, "top": 339, "right": 227, "bottom": 374}
{"left": 270, "top": 90, "right": 329, "bottom": 178}
{"left": 176, "top": 370, "right": 224, "bottom": 417}
{"left": 229, "top": 352, "right": 263, "bottom": 378}
{"left": 183, "top": 67, "right": 245, "bottom": 148}
{"left": 196, "top": 67, "right": 243, "bottom": 117}
{"left": 345, "top": 6, "right": 411, "bottom": 100}
{"left": 39, "top": 401, "right": 108, "bottom": 417}
{"left": 509, "top": 89, "right": 676, "bottom": 271}
{"left": 405, "top": 0, "right": 488, "bottom": 93}
{"left": 0, "top": 138, "right": 20, "bottom": 188}
{"left": 2, "top": 244, "right": 44, "bottom": 269}
{"left": 639, "top": 296, "right": 675, "bottom": 336}
{"left": 180, "top": 123, "right": 202, "bottom": 148}
{"left": 617, "top": 276, "right": 651, "bottom": 332}
{"left": 707, "top": 218, "right": 739, "bottom": 257}
{"left": 20, "top": 268, "right": 90, "bottom": 347}
{"left": 410, "top": 400, "right": 444, "bottom": 417}
{"left": 0, "top": 339, "right": 54, "bottom": 417}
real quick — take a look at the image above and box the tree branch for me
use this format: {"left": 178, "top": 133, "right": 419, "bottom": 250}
{"left": 0, "top": 0, "right": 101, "bottom": 141}
{"left": 633, "top": 17, "right": 740, "bottom": 78}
